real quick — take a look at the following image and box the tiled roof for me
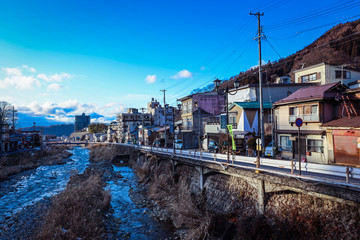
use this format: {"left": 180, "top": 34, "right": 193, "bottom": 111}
{"left": 275, "top": 82, "right": 340, "bottom": 105}
{"left": 321, "top": 116, "right": 360, "bottom": 128}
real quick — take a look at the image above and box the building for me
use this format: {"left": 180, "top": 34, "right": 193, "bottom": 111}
{"left": 293, "top": 62, "right": 360, "bottom": 86}
{"left": 147, "top": 98, "right": 175, "bottom": 127}
{"left": 0, "top": 123, "right": 10, "bottom": 152}
{"left": 178, "top": 92, "right": 225, "bottom": 149}
{"left": 273, "top": 82, "right": 355, "bottom": 164}
{"left": 74, "top": 113, "right": 90, "bottom": 131}
{"left": 116, "top": 108, "right": 152, "bottom": 143}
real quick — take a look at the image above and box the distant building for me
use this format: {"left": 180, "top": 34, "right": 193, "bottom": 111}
{"left": 74, "top": 113, "right": 90, "bottom": 131}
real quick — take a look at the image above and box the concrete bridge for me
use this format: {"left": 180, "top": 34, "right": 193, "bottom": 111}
{"left": 107, "top": 143, "right": 360, "bottom": 214}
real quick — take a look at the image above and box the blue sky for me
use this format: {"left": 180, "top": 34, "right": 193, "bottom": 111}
{"left": 0, "top": 0, "right": 359, "bottom": 127}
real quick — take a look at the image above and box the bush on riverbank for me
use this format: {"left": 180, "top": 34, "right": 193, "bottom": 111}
{"left": 37, "top": 172, "right": 111, "bottom": 239}
{"left": 0, "top": 146, "right": 72, "bottom": 181}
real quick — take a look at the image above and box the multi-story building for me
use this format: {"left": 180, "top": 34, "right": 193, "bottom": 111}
{"left": 0, "top": 123, "right": 10, "bottom": 152}
{"left": 147, "top": 98, "right": 175, "bottom": 126}
{"left": 74, "top": 113, "right": 90, "bottom": 131}
{"left": 116, "top": 108, "right": 152, "bottom": 143}
{"left": 178, "top": 92, "right": 225, "bottom": 149}
{"left": 273, "top": 82, "right": 357, "bottom": 164}
{"left": 293, "top": 62, "right": 360, "bottom": 86}
{"left": 226, "top": 82, "right": 314, "bottom": 138}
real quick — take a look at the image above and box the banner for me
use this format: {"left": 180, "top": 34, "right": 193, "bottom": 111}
{"left": 227, "top": 125, "right": 236, "bottom": 150}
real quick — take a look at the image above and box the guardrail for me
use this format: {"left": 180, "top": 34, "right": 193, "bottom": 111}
{"left": 115, "top": 143, "right": 360, "bottom": 186}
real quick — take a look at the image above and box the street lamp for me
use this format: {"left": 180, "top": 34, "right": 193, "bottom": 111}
{"left": 214, "top": 79, "right": 241, "bottom": 163}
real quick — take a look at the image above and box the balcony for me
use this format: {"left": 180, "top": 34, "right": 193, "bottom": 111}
{"left": 289, "top": 114, "right": 319, "bottom": 122}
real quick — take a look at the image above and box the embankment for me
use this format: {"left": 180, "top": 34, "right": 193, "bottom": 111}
{"left": 0, "top": 146, "right": 73, "bottom": 181}
{"left": 131, "top": 152, "right": 360, "bottom": 239}
{"left": 86, "top": 144, "right": 360, "bottom": 239}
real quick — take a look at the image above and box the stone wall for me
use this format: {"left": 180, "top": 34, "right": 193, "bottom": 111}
{"left": 131, "top": 152, "right": 360, "bottom": 240}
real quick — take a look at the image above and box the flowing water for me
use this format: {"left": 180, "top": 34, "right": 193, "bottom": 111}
{"left": 0, "top": 147, "right": 89, "bottom": 221}
{"left": 0, "top": 147, "right": 173, "bottom": 239}
{"left": 106, "top": 165, "right": 173, "bottom": 239}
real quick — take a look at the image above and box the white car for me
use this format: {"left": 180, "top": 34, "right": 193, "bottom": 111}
{"left": 174, "top": 139, "right": 183, "bottom": 149}
{"left": 265, "top": 142, "right": 274, "bottom": 157}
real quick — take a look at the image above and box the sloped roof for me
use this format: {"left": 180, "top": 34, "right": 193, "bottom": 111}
{"left": 275, "top": 82, "right": 341, "bottom": 105}
{"left": 321, "top": 116, "right": 360, "bottom": 128}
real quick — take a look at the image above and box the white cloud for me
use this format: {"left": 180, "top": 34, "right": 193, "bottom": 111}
{"left": 18, "top": 100, "right": 127, "bottom": 125}
{"left": 0, "top": 68, "right": 41, "bottom": 89}
{"left": 145, "top": 75, "right": 157, "bottom": 84}
{"left": 0, "top": 65, "right": 72, "bottom": 90}
{"left": 171, "top": 69, "right": 193, "bottom": 79}
{"left": 47, "top": 83, "right": 63, "bottom": 91}
{"left": 22, "top": 65, "right": 36, "bottom": 73}
{"left": 37, "top": 72, "right": 72, "bottom": 82}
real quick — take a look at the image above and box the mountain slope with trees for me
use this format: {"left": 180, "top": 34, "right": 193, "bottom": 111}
{"left": 221, "top": 19, "right": 360, "bottom": 87}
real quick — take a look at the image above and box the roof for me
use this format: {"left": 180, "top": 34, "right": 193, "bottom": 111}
{"left": 274, "top": 82, "right": 341, "bottom": 105}
{"left": 157, "top": 126, "right": 170, "bottom": 132}
{"left": 321, "top": 116, "right": 360, "bottom": 128}
{"left": 231, "top": 101, "right": 273, "bottom": 109}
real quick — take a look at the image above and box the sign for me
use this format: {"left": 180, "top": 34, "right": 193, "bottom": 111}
{"left": 220, "top": 115, "right": 227, "bottom": 129}
{"left": 295, "top": 118, "right": 303, "bottom": 128}
{"left": 227, "top": 125, "right": 236, "bottom": 150}
{"left": 256, "top": 138, "right": 262, "bottom": 145}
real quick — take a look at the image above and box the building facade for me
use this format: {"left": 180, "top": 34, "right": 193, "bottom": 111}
{"left": 74, "top": 113, "right": 90, "bottom": 131}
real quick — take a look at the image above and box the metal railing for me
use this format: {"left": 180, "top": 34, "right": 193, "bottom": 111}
{"left": 116, "top": 143, "right": 360, "bottom": 188}
{"left": 289, "top": 114, "right": 319, "bottom": 122}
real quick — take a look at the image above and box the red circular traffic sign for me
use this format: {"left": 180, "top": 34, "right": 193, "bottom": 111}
{"left": 295, "top": 118, "right": 303, "bottom": 127}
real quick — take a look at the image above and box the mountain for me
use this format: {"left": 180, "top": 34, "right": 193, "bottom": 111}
{"left": 20, "top": 124, "right": 75, "bottom": 137}
{"left": 221, "top": 19, "right": 360, "bottom": 87}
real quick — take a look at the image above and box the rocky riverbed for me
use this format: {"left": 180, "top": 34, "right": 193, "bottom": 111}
{"left": 0, "top": 146, "right": 176, "bottom": 239}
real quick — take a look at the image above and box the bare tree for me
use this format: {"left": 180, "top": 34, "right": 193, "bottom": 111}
{"left": 0, "top": 102, "right": 13, "bottom": 136}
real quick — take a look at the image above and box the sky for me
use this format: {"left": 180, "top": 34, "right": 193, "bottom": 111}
{"left": 0, "top": 0, "right": 359, "bottom": 127}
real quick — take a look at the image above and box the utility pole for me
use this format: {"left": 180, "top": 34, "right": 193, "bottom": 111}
{"left": 250, "top": 11, "right": 265, "bottom": 157}
{"left": 160, "top": 90, "right": 167, "bottom": 148}
{"left": 140, "top": 107, "right": 146, "bottom": 145}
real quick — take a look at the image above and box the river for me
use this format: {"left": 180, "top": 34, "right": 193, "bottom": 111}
{"left": 0, "top": 147, "right": 173, "bottom": 239}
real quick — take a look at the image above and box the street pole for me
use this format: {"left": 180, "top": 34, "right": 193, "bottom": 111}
{"left": 298, "top": 126, "right": 301, "bottom": 175}
{"left": 173, "top": 108, "right": 175, "bottom": 155}
{"left": 140, "top": 107, "right": 145, "bottom": 145}
{"left": 226, "top": 86, "right": 230, "bottom": 163}
{"left": 250, "top": 11, "right": 265, "bottom": 157}
{"left": 160, "top": 90, "right": 167, "bottom": 148}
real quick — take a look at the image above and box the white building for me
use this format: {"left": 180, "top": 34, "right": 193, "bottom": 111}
{"left": 293, "top": 62, "right": 360, "bottom": 86}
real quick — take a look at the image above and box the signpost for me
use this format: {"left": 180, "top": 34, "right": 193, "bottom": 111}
{"left": 295, "top": 118, "right": 303, "bottom": 175}
{"left": 256, "top": 138, "right": 262, "bottom": 168}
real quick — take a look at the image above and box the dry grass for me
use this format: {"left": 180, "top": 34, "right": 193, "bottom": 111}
{"left": 0, "top": 146, "right": 72, "bottom": 181}
{"left": 145, "top": 163, "right": 211, "bottom": 240}
{"left": 37, "top": 173, "right": 111, "bottom": 240}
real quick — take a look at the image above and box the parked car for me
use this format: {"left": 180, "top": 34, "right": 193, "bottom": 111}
{"left": 208, "top": 141, "right": 219, "bottom": 153}
{"left": 265, "top": 141, "right": 274, "bottom": 157}
{"left": 152, "top": 140, "right": 160, "bottom": 147}
{"left": 174, "top": 139, "right": 183, "bottom": 149}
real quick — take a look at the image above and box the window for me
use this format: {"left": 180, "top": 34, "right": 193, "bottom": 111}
{"left": 335, "top": 70, "right": 350, "bottom": 79}
{"left": 307, "top": 139, "right": 323, "bottom": 153}
{"left": 289, "top": 107, "right": 296, "bottom": 116}
{"left": 280, "top": 136, "right": 292, "bottom": 151}
{"left": 301, "top": 73, "right": 317, "bottom": 82}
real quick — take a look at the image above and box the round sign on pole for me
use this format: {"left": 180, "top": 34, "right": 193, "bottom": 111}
{"left": 295, "top": 118, "right": 303, "bottom": 128}
{"left": 256, "top": 138, "right": 262, "bottom": 145}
